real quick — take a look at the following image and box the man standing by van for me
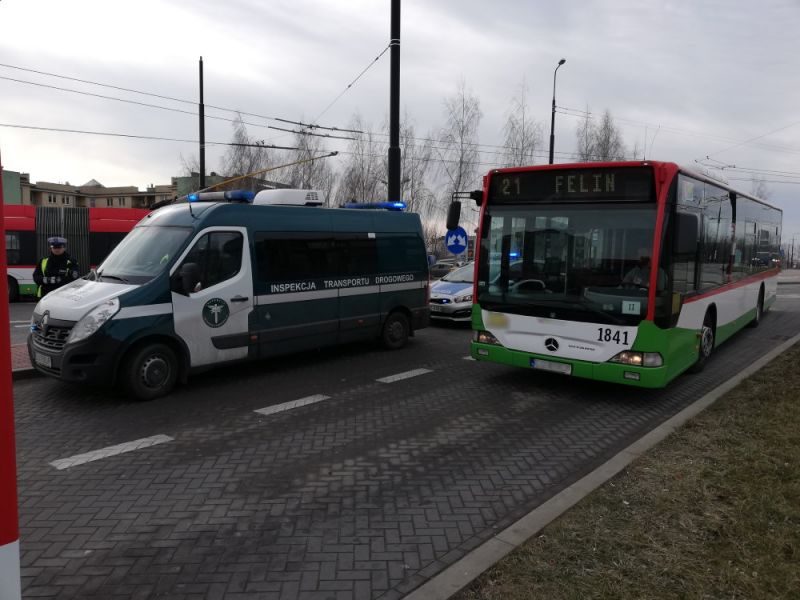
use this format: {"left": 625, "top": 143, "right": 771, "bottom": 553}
{"left": 33, "top": 237, "right": 80, "bottom": 297}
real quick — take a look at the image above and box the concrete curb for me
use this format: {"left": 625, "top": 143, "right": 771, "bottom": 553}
{"left": 402, "top": 331, "right": 800, "bottom": 600}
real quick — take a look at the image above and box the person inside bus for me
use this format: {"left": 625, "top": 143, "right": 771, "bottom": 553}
{"left": 33, "top": 237, "right": 81, "bottom": 297}
{"left": 622, "top": 246, "right": 667, "bottom": 290}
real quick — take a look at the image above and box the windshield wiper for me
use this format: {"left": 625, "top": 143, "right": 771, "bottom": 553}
{"left": 97, "top": 272, "right": 130, "bottom": 284}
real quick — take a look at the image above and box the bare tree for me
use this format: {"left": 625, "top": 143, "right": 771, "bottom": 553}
{"left": 750, "top": 176, "right": 771, "bottom": 200}
{"left": 439, "top": 79, "right": 483, "bottom": 198}
{"left": 502, "top": 79, "right": 543, "bottom": 167}
{"left": 387, "top": 113, "right": 437, "bottom": 218}
{"left": 334, "top": 114, "right": 385, "bottom": 205}
{"left": 593, "top": 110, "right": 627, "bottom": 161}
{"left": 282, "top": 128, "right": 337, "bottom": 202}
{"left": 178, "top": 153, "right": 200, "bottom": 177}
{"left": 574, "top": 108, "right": 628, "bottom": 161}
{"left": 220, "top": 115, "right": 273, "bottom": 190}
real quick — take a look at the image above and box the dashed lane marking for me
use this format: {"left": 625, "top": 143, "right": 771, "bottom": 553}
{"left": 254, "top": 394, "right": 331, "bottom": 416}
{"left": 49, "top": 434, "right": 174, "bottom": 470}
{"left": 376, "top": 368, "right": 433, "bottom": 383}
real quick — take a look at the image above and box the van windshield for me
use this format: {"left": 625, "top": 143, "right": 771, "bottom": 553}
{"left": 97, "top": 225, "right": 192, "bottom": 284}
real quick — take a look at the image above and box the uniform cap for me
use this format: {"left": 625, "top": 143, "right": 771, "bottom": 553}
{"left": 48, "top": 236, "right": 67, "bottom": 246}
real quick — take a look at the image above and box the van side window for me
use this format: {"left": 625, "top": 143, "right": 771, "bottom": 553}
{"left": 335, "top": 236, "right": 377, "bottom": 275}
{"left": 183, "top": 231, "right": 243, "bottom": 289}
{"left": 255, "top": 234, "right": 337, "bottom": 282}
{"left": 377, "top": 234, "right": 427, "bottom": 272}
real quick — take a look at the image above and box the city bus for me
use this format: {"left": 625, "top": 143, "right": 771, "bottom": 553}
{"left": 4, "top": 205, "right": 148, "bottom": 301}
{"left": 28, "top": 191, "right": 429, "bottom": 399}
{"left": 457, "top": 161, "right": 782, "bottom": 387}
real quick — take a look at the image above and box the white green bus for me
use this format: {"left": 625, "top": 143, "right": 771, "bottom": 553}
{"left": 28, "top": 191, "right": 430, "bottom": 399}
{"left": 458, "top": 161, "right": 781, "bottom": 387}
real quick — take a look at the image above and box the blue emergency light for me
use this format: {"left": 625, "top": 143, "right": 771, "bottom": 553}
{"left": 343, "top": 201, "right": 406, "bottom": 211}
{"left": 187, "top": 190, "right": 255, "bottom": 203}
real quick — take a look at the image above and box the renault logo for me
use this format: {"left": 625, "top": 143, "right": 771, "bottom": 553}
{"left": 544, "top": 337, "right": 559, "bottom": 352}
{"left": 41, "top": 312, "right": 50, "bottom": 336}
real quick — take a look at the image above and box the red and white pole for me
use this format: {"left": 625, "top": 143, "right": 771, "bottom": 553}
{"left": 0, "top": 152, "right": 22, "bottom": 599}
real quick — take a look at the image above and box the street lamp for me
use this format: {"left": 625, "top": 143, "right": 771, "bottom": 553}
{"left": 548, "top": 58, "right": 566, "bottom": 165}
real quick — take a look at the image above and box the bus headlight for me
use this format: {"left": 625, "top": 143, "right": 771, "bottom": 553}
{"left": 67, "top": 298, "right": 120, "bottom": 344}
{"left": 474, "top": 330, "right": 501, "bottom": 345}
{"left": 608, "top": 351, "right": 663, "bottom": 367}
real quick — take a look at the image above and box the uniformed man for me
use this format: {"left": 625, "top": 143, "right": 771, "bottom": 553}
{"left": 33, "top": 237, "right": 81, "bottom": 297}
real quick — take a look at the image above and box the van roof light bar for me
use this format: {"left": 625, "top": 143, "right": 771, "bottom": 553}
{"left": 187, "top": 190, "right": 255, "bottom": 203}
{"left": 342, "top": 201, "right": 406, "bottom": 211}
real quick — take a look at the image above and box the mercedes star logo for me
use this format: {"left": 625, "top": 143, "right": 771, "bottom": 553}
{"left": 544, "top": 337, "right": 559, "bottom": 352}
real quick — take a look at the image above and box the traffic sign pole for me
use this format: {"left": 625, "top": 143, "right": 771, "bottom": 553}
{"left": 0, "top": 152, "right": 22, "bottom": 600}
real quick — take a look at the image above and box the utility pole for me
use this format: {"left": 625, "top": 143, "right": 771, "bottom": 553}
{"left": 199, "top": 57, "right": 206, "bottom": 189}
{"left": 387, "top": 0, "right": 401, "bottom": 203}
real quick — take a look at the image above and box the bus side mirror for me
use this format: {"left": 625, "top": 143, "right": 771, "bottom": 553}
{"left": 446, "top": 201, "right": 461, "bottom": 231}
{"left": 675, "top": 212, "right": 699, "bottom": 255}
{"left": 180, "top": 262, "right": 202, "bottom": 295}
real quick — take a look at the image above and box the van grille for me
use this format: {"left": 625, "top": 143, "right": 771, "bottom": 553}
{"left": 32, "top": 325, "right": 73, "bottom": 352}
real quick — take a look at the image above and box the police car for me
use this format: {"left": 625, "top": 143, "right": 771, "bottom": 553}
{"left": 429, "top": 262, "right": 474, "bottom": 322}
{"left": 28, "top": 190, "right": 430, "bottom": 400}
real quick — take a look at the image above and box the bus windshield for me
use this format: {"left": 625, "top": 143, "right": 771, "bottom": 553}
{"left": 477, "top": 202, "right": 667, "bottom": 326}
{"left": 96, "top": 225, "right": 192, "bottom": 284}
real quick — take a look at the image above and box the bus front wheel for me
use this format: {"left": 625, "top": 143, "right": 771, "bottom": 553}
{"left": 122, "top": 342, "right": 178, "bottom": 400}
{"left": 381, "top": 312, "right": 410, "bottom": 350}
{"left": 689, "top": 312, "right": 715, "bottom": 374}
{"left": 748, "top": 288, "right": 764, "bottom": 328}
{"left": 8, "top": 276, "right": 19, "bottom": 303}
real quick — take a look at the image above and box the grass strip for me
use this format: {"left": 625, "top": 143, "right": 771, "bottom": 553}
{"left": 456, "top": 343, "right": 800, "bottom": 600}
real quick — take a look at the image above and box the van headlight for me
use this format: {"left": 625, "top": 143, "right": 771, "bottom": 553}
{"left": 67, "top": 298, "right": 120, "bottom": 344}
{"left": 608, "top": 350, "right": 663, "bottom": 367}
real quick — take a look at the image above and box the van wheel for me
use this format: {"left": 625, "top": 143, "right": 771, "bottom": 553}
{"left": 122, "top": 343, "right": 178, "bottom": 400}
{"left": 8, "top": 277, "right": 19, "bottom": 303}
{"left": 381, "top": 312, "right": 410, "bottom": 350}
{"left": 748, "top": 289, "right": 764, "bottom": 328}
{"left": 689, "top": 312, "right": 715, "bottom": 374}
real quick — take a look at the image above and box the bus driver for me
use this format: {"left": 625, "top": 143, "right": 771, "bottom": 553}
{"left": 623, "top": 246, "right": 667, "bottom": 290}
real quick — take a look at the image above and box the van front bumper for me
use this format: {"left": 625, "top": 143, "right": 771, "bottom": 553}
{"left": 28, "top": 334, "right": 123, "bottom": 386}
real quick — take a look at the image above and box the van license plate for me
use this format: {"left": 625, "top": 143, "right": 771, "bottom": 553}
{"left": 34, "top": 352, "right": 52, "bottom": 368}
{"left": 530, "top": 358, "right": 571, "bottom": 375}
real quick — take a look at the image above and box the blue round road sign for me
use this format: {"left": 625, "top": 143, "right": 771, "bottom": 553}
{"left": 445, "top": 226, "right": 468, "bottom": 255}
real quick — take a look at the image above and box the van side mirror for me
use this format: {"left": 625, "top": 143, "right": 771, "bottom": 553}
{"left": 675, "top": 212, "right": 699, "bottom": 255}
{"left": 180, "top": 262, "right": 202, "bottom": 295}
{"left": 446, "top": 201, "right": 461, "bottom": 231}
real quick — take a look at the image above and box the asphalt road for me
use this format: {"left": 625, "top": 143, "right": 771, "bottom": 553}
{"left": 10, "top": 285, "right": 800, "bottom": 599}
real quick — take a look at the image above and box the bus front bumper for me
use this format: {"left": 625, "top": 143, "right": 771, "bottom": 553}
{"left": 470, "top": 342, "right": 671, "bottom": 388}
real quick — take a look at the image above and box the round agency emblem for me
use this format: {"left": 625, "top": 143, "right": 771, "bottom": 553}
{"left": 202, "top": 298, "right": 230, "bottom": 328}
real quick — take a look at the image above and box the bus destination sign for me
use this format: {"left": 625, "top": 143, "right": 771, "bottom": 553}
{"left": 488, "top": 166, "right": 655, "bottom": 203}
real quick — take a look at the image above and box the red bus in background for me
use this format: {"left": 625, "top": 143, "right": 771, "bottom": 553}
{"left": 4, "top": 205, "right": 148, "bottom": 301}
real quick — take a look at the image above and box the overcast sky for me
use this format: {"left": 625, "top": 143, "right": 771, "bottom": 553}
{"left": 1, "top": 0, "right": 799, "bottom": 235}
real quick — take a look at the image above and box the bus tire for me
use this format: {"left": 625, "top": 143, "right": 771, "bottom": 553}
{"left": 8, "top": 276, "right": 19, "bottom": 303}
{"left": 122, "top": 342, "right": 178, "bottom": 400}
{"left": 748, "top": 288, "right": 764, "bottom": 328}
{"left": 689, "top": 312, "right": 715, "bottom": 374}
{"left": 381, "top": 311, "right": 410, "bottom": 350}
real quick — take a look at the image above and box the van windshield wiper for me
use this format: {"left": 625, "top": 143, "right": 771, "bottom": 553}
{"left": 97, "top": 272, "right": 130, "bottom": 284}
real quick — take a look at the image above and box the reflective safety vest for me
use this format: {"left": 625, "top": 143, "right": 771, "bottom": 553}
{"left": 36, "top": 257, "right": 74, "bottom": 297}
